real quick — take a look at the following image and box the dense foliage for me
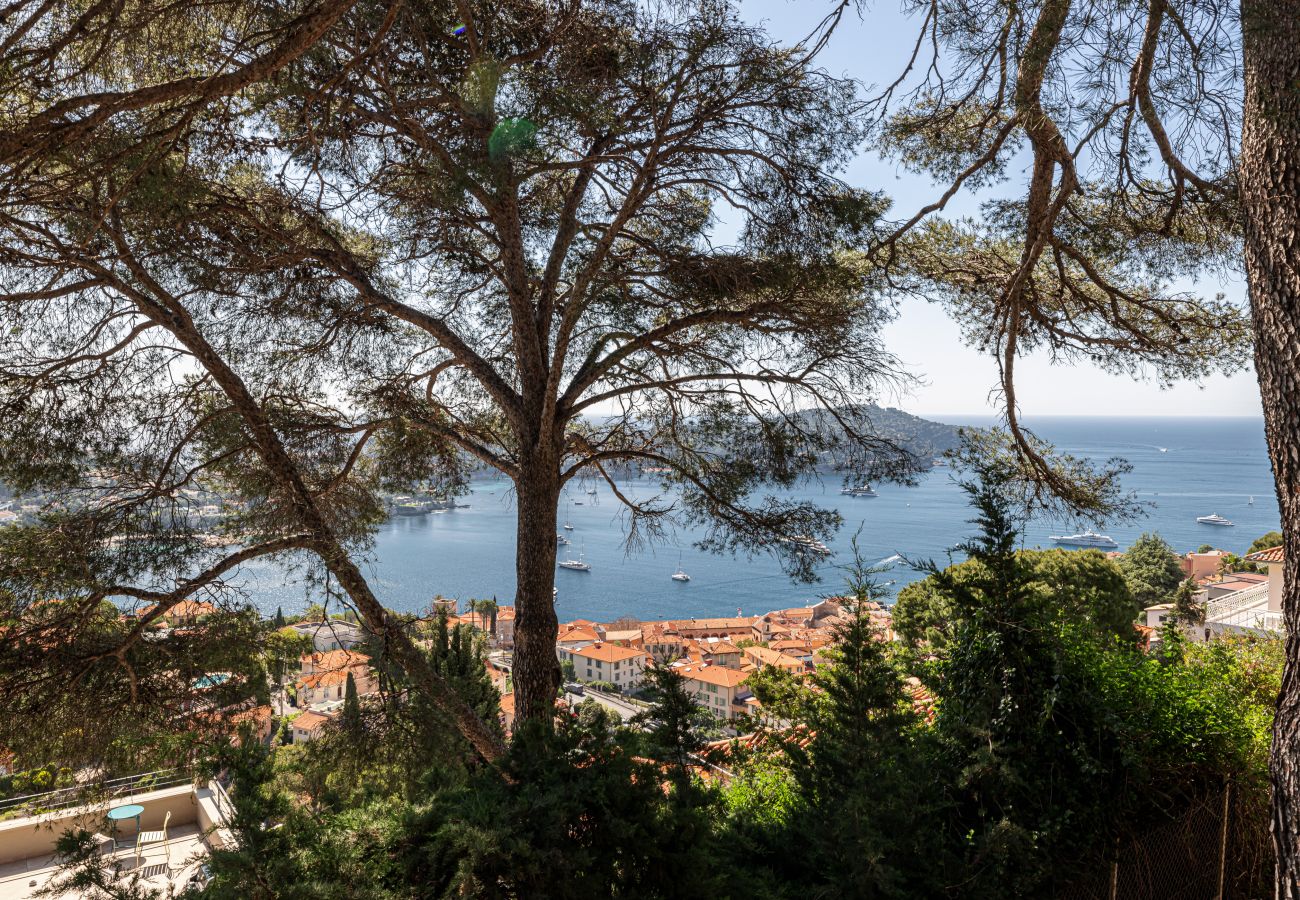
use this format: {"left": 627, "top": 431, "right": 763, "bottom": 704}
{"left": 36, "top": 457, "right": 1279, "bottom": 899}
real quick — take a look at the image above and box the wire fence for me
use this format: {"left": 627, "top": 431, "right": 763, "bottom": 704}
{"left": 1059, "top": 779, "right": 1271, "bottom": 900}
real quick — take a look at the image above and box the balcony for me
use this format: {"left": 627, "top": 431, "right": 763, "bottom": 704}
{"left": 0, "top": 776, "right": 232, "bottom": 899}
{"left": 1204, "top": 582, "right": 1282, "bottom": 634}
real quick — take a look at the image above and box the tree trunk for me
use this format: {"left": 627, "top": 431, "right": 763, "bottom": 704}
{"left": 1240, "top": 2, "right": 1300, "bottom": 894}
{"left": 512, "top": 462, "right": 562, "bottom": 724}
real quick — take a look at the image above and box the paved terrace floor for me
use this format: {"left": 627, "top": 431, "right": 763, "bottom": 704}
{"left": 0, "top": 823, "right": 208, "bottom": 899}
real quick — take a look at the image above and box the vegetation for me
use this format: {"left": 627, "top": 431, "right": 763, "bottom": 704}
{"left": 1118, "top": 533, "right": 1187, "bottom": 609}
{"left": 894, "top": 546, "right": 1138, "bottom": 648}
{"left": 3, "top": 0, "right": 1299, "bottom": 889}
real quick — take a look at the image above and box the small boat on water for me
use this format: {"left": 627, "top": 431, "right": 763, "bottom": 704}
{"left": 563, "top": 521, "right": 574, "bottom": 531}
{"left": 840, "top": 484, "right": 878, "bottom": 497}
{"left": 1050, "top": 531, "right": 1119, "bottom": 549}
{"left": 586, "top": 488, "right": 597, "bottom": 495}
{"left": 1249, "top": 496, "right": 1255, "bottom": 505}
{"left": 671, "top": 553, "right": 690, "bottom": 582}
{"left": 558, "top": 544, "right": 591, "bottom": 572}
{"left": 556, "top": 532, "right": 570, "bottom": 545}
{"left": 1197, "top": 513, "right": 1235, "bottom": 527}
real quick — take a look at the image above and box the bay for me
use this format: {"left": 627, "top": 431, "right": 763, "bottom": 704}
{"left": 233, "top": 416, "right": 1281, "bottom": 622}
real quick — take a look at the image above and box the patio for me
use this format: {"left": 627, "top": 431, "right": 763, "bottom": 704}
{"left": 0, "top": 823, "right": 210, "bottom": 899}
{"left": 0, "top": 780, "right": 231, "bottom": 899}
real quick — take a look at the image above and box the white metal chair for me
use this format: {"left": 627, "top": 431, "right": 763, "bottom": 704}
{"left": 133, "top": 810, "right": 171, "bottom": 870}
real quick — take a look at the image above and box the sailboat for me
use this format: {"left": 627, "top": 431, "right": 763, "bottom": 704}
{"left": 558, "top": 542, "right": 591, "bottom": 572}
{"left": 1249, "top": 496, "right": 1256, "bottom": 505}
{"left": 671, "top": 553, "right": 690, "bottom": 582}
{"left": 563, "top": 497, "right": 575, "bottom": 530}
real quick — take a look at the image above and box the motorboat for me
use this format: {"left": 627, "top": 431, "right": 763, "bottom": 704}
{"left": 1050, "top": 531, "right": 1119, "bottom": 549}
{"left": 586, "top": 488, "right": 597, "bottom": 495}
{"left": 839, "top": 484, "right": 878, "bottom": 497}
{"left": 558, "top": 544, "right": 591, "bottom": 571}
{"left": 1196, "top": 513, "right": 1235, "bottom": 527}
{"left": 556, "top": 533, "right": 570, "bottom": 545}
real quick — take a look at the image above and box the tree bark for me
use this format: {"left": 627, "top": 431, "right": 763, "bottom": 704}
{"left": 1240, "top": 2, "right": 1300, "bottom": 894}
{"left": 512, "top": 460, "right": 562, "bottom": 724}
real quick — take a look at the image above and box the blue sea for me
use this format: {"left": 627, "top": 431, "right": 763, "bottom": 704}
{"left": 232, "top": 417, "right": 1281, "bottom": 622}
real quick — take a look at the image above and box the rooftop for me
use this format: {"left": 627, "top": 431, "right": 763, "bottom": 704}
{"left": 570, "top": 642, "right": 644, "bottom": 663}
{"left": 1246, "top": 545, "right": 1284, "bottom": 564}
{"left": 679, "top": 663, "right": 749, "bottom": 688}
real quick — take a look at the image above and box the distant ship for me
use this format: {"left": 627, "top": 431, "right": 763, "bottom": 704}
{"left": 671, "top": 553, "right": 690, "bottom": 582}
{"left": 1050, "top": 531, "right": 1119, "bottom": 549}
{"left": 1249, "top": 496, "right": 1255, "bottom": 505}
{"left": 840, "top": 484, "right": 878, "bottom": 497}
{"left": 558, "top": 544, "right": 591, "bottom": 572}
{"left": 781, "top": 535, "right": 832, "bottom": 556}
{"left": 556, "top": 532, "right": 570, "bottom": 545}
{"left": 1196, "top": 513, "right": 1235, "bottom": 527}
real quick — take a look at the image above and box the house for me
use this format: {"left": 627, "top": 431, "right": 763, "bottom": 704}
{"left": 227, "top": 705, "right": 274, "bottom": 746}
{"left": 678, "top": 637, "right": 743, "bottom": 668}
{"left": 743, "top": 645, "right": 808, "bottom": 675}
{"left": 1181, "top": 548, "right": 1230, "bottom": 581}
{"left": 557, "top": 642, "right": 647, "bottom": 692}
{"left": 493, "top": 606, "right": 516, "bottom": 648}
{"left": 296, "top": 664, "right": 378, "bottom": 708}
{"left": 660, "top": 617, "right": 754, "bottom": 640}
{"left": 300, "top": 648, "right": 369, "bottom": 677}
{"left": 289, "top": 619, "right": 366, "bottom": 652}
{"left": 642, "top": 625, "right": 686, "bottom": 663}
{"left": 603, "top": 628, "right": 643, "bottom": 647}
{"left": 1155, "top": 546, "right": 1286, "bottom": 642}
{"left": 291, "top": 709, "right": 336, "bottom": 743}
{"left": 677, "top": 663, "right": 752, "bottom": 721}
{"left": 557, "top": 623, "right": 602, "bottom": 652}
{"left": 139, "top": 599, "right": 217, "bottom": 627}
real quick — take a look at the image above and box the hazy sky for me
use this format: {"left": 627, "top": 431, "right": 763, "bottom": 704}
{"left": 736, "top": 0, "right": 1260, "bottom": 418}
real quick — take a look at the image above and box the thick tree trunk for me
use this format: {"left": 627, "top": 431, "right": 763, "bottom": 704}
{"left": 1240, "top": 2, "right": 1300, "bottom": 894}
{"left": 512, "top": 463, "right": 562, "bottom": 725}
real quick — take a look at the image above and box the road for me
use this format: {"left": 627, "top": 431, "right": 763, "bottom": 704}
{"left": 563, "top": 687, "right": 644, "bottom": 722}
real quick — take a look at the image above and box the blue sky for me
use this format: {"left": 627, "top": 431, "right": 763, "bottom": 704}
{"left": 735, "top": 0, "right": 1259, "bottom": 418}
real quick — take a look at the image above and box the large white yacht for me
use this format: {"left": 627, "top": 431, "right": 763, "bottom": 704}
{"left": 1196, "top": 513, "right": 1235, "bottom": 527}
{"left": 840, "top": 484, "right": 878, "bottom": 497}
{"left": 1050, "top": 531, "right": 1119, "bottom": 549}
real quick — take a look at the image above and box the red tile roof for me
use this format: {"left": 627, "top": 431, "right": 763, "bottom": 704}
{"left": 1246, "top": 545, "right": 1284, "bottom": 564}
{"left": 292, "top": 711, "right": 333, "bottom": 734}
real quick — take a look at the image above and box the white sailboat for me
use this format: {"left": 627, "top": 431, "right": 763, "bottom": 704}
{"left": 558, "top": 542, "right": 591, "bottom": 572}
{"left": 671, "top": 553, "right": 690, "bottom": 582}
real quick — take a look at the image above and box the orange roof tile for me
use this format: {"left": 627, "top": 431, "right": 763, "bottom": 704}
{"left": 292, "top": 711, "right": 333, "bottom": 733}
{"left": 570, "top": 642, "right": 644, "bottom": 663}
{"left": 1246, "top": 545, "right": 1284, "bottom": 564}
{"left": 680, "top": 663, "right": 749, "bottom": 688}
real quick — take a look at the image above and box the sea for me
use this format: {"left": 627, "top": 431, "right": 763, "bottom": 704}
{"left": 231, "top": 416, "right": 1281, "bottom": 623}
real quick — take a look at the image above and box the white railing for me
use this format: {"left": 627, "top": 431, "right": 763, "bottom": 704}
{"left": 1204, "top": 583, "right": 1271, "bottom": 627}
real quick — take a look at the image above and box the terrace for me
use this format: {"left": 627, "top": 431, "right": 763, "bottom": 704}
{"left": 1204, "top": 582, "right": 1282, "bottom": 634}
{"left": 0, "top": 774, "right": 232, "bottom": 899}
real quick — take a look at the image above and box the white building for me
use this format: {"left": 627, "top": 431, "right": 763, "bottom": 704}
{"left": 289, "top": 619, "right": 366, "bottom": 652}
{"left": 558, "top": 642, "right": 646, "bottom": 692}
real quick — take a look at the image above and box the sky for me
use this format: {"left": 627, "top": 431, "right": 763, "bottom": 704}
{"left": 734, "top": 0, "right": 1261, "bottom": 418}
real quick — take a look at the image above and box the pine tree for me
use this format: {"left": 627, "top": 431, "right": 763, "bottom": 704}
{"left": 342, "top": 671, "right": 360, "bottom": 734}
{"left": 273, "top": 606, "right": 285, "bottom": 629}
{"left": 631, "top": 664, "right": 714, "bottom": 797}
